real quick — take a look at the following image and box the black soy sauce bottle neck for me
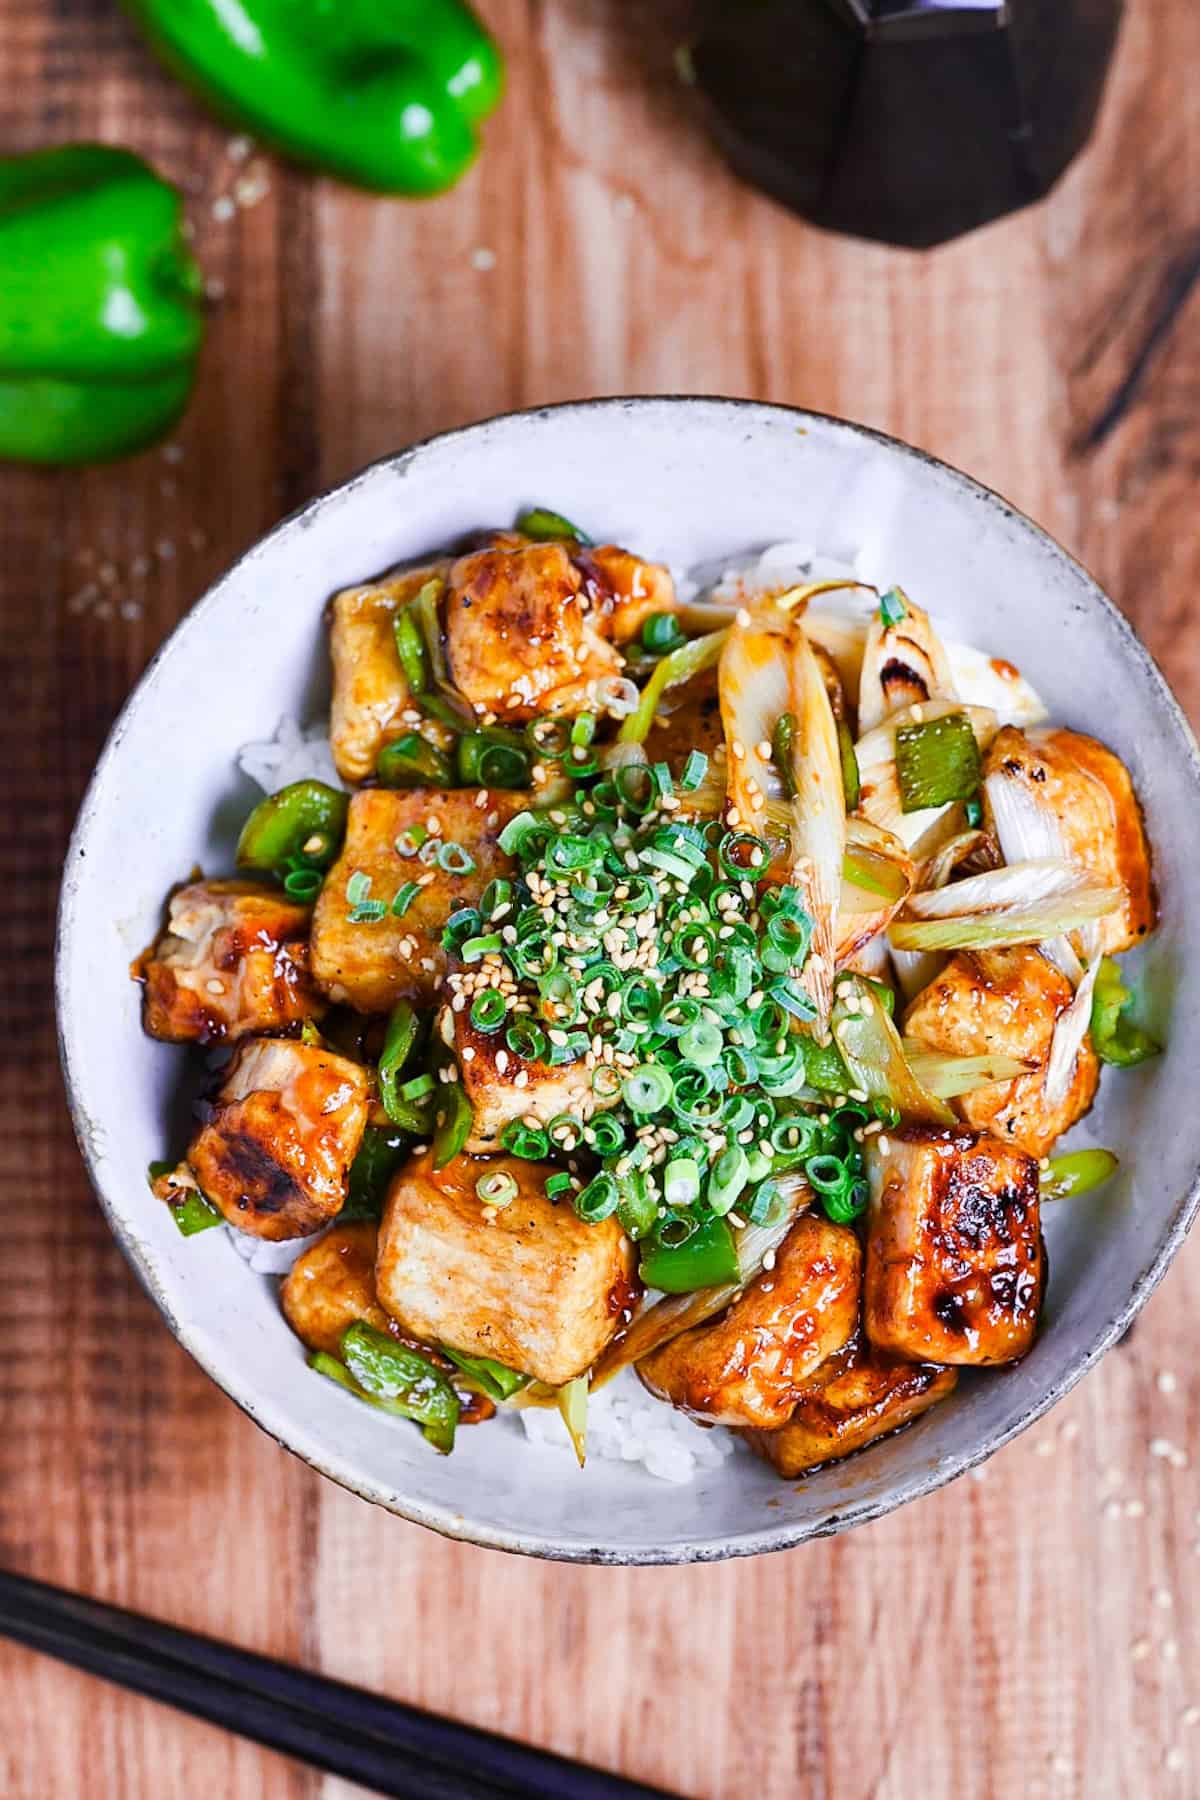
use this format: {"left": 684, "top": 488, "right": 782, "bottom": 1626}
{"left": 689, "top": 0, "right": 1124, "bottom": 248}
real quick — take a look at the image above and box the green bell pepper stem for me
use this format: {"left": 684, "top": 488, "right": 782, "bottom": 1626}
{"left": 122, "top": 0, "right": 504, "bottom": 196}
{"left": 340, "top": 1323, "right": 460, "bottom": 1453}
{"left": 440, "top": 1347, "right": 530, "bottom": 1403}
{"left": 236, "top": 779, "right": 349, "bottom": 874}
{"left": 639, "top": 1215, "right": 740, "bottom": 1293}
{"left": 0, "top": 145, "right": 204, "bottom": 465}
{"left": 1041, "top": 1148, "right": 1119, "bottom": 1203}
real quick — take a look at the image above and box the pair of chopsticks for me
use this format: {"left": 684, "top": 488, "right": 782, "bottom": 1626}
{"left": 0, "top": 1569, "right": 678, "bottom": 1800}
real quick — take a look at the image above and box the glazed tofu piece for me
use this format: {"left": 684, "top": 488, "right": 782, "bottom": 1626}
{"left": 137, "top": 879, "right": 325, "bottom": 1044}
{"left": 903, "top": 946, "right": 1098, "bottom": 1158}
{"left": 188, "top": 1039, "right": 369, "bottom": 1240}
{"left": 328, "top": 560, "right": 449, "bottom": 783}
{"left": 864, "top": 1126, "right": 1044, "bottom": 1365}
{"left": 581, "top": 544, "right": 678, "bottom": 644}
{"left": 440, "top": 1001, "right": 598, "bottom": 1152}
{"left": 281, "top": 1221, "right": 398, "bottom": 1355}
{"left": 444, "top": 540, "right": 622, "bottom": 722}
{"left": 985, "top": 725, "right": 1154, "bottom": 953}
{"left": 637, "top": 1215, "right": 861, "bottom": 1429}
{"left": 742, "top": 1336, "right": 958, "bottom": 1476}
{"left": 310, "top": 788, "right": 524, "bottom": 1013}
{"left": 376, "top": 1151, "right": 638, "bottom": 1385}
{"left": 642, "top": 666, "right": 726, "bottom": 773}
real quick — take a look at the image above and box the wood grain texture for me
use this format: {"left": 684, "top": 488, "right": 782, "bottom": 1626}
{"left": 1, "top": 1, "right": 1198, "bottom": 1795}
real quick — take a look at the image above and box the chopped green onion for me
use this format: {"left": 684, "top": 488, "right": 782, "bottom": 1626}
{"left": 1041, "top": 1148, "right": 1119, "bottom": 1202}
{"left": 678, "top": 1019, "right": 723, "bottom": 1065}
{"left": 639, "top": 1215, "right": 739, "bottom": 1293}
{"left": 894, "top": 712, "right": 982, "bottom": 812}
{"left": 283, "top": 866, "right": 323, "bottom": 902}
{"left": 475, "top": 1169, "right": 519, "bottom": 1207}
{"left": 545, "top": 1170, "right": 576, "bottom": 1200}
{"left": 394, "top": 825, "right": 428, "bottom": 857}
{"left": 585, "top": 1112, "right": 626, "bottom": 1156}
{"left": 516, "top": 505, "right": 592, "bottom": 544}
{"left": 470, "top": 988, "right": 507, "bottom": 1032}
{"left": 663, "top": 1155, "right": 702, "bottom": 1208}
{"left": 879, "top": 587, "right": 907, "bottom": 627}
{"left": 500, "top": 1120, "right": 550, "bottom": 1159}
{"left": 498, "top": 810, "right": 539, "bottom": 855}
{"left": 391, "top": 880, "right": 420, "bottom": 917}
{"left": 462, "top": 932, "right": 503, "bottom": 963}
{"left": 622, "top": 1063, "right": 674, "bottom": 1113}
{"left": 641, "top": 612, "right": 686, "bottom": 655}
{"left": 457, "top": 729, "right": 531, "bottom": 788}
{"left": 437, "top": 841, "right": 476, "bottom": 875}
{"left": 574, "top": 1172, "right": 620, "bottom": 1222}
{"left": 616, "top": 1171, "right": 658, "bottom": 1240}
{"left": 506, "top": 1018, "right": 548, "bottom": 1062}
{"left": 680, "top": 749, "right": 709, "bottom": 791}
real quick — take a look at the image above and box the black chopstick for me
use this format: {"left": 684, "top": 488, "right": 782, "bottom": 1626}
{"left": 0, "top": 1570, "right": 679, "bottom": 1800}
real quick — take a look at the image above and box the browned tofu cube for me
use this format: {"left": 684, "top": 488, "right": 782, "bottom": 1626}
{"left": 440, "top": 1002, "right": 599, "bottom": 1153}
{"left": 444, "top": 541, "right": 622, "bottom": 722}
{"left": 281, "top": 1221, "right": 397, "bottom": 1355}
{"left": 864, "top": 1126, "right": 1044, "bottom": 1365}
{"left": 137, "top": 878, "right": 324, "bottom": 1045}
{"left": 328, "top": 560, "right": 448, "bottom": 783}
{"left": 376, "top": 1151, "right": 638, "bottom": 1386}
{"left": 580, "top": 544, "right": 677, "bottom": 644}
{"left": 188, "top": 1039, "right": 369, "bottom": 1240}
{"left": 985, "top": 726, "right": 1154, "bottom": 953}
{"left": 903, "top": 946, "right": 1098, "bottom": 1158}
{"left": 310, "top": 788, "right": 524, "bottom": 1013}
{"left": 742, "top": 1336, "right": 957, "bottom": 1476}
{"left": 637, "top": 1214, "right": 861, "bottom": 1429}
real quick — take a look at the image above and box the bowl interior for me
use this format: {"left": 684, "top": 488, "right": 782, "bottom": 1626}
{"left": 57, "top": 399, "right": 1200, "bottom": 1562}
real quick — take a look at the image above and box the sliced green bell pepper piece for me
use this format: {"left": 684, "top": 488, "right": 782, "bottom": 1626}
{"left": 440, "top": 1347, "right": 530, "bottom": 1403}
{"left": 340, "top": 1323, "right": 460, "bottom": 1453}
{"left": 236, "top": 779, "right": 349, "bottom": 874}
{"left": 639, "top": 1215, "right": 740, "bottom": 1293}
{"left": 122, "top": 0, "right": 504, "bottom": 196}
{"left": 0, "top": 145, "right": 204, "bottom": 465}
{"left": 1090, "top": 957, "right": 1160, "bottom": 1068}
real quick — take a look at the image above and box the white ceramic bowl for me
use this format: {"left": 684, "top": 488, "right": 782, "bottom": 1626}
{"left": 57, "top": 399, "right": 1200, "bottom": 1563}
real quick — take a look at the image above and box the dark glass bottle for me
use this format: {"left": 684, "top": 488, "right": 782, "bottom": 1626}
{"left": 689, "top": 0, "right": 1124, "bottom": 248}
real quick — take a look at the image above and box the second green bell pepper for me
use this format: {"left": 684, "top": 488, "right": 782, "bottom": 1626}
{"left": 0, "top": 145, "right": 204, "bottom": 465}
{"left": 123, "top": 0, "right": 504, "bottom": 196}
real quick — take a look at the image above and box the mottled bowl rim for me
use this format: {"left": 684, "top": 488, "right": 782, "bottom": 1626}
{"left": 56, "top": 396, "right": 1200, "bottom": 1563}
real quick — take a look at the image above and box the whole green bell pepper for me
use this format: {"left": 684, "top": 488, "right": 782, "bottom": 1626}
{"left": 0, "top": 145, "right": 205, "bottom": 465}
{"left": 122, "top": 0, "right": 504, "bottom": 196}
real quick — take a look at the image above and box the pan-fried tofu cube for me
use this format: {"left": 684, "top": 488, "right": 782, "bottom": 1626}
{"left": 444, "top": 540, "right": 621, "bottom": 722}
{"left": 137, "top": 878, "right": 324, "bottom": 1044}
{"left": 328, "top": 561, "right": 448, "bottom": 783}
{"left": 188, "top": 1039, "right": 369, "bottom": 1240}
{"left": 637, "top": 1214, "right": 861, "bottom": 1428}
{"left": 903, "top": 947, "right": 1098, "bottom": 1158}
{"left": 439, "top": 999, "right": 599, "bottom": 1153}
{"left": 376, "top": 1151, "right": 638, "bottom": 1385}
{"left": 742, "top": 1336, "right": 957, "bottom": 1475}
{"left": 281, "top": 1221, "right": 397, "bottom": 1355}
{"left": 865, "top": 1126, "right": 1044, "bottom": 1365}
{"left": 985, "top": 726, "right": 1154, "bottom": 953}
{"left": 580, "top": 544, "right": 677, "bottom": 644}
{"left": 310, "top": 788, "right": 524, "bottom": 1013}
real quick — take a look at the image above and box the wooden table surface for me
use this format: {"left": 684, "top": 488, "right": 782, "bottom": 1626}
{"left": 3, "top": 2, "right": 1199, "bottom": 1795}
